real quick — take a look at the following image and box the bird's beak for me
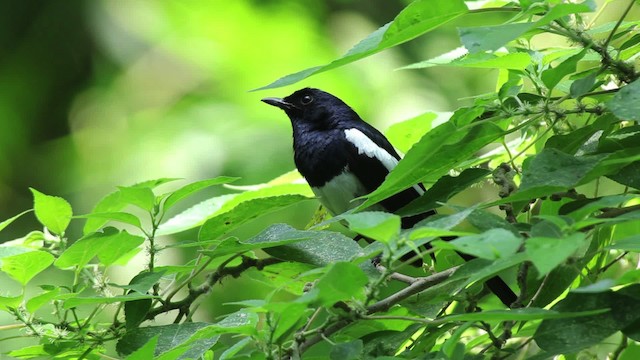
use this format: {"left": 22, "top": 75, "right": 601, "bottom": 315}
{"left": 261, "top": 97, "right": 296, "bottom": 111}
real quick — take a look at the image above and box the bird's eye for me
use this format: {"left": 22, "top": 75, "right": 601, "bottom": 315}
{"left": 300, "top": 95, "right": 313, "bottom": 105}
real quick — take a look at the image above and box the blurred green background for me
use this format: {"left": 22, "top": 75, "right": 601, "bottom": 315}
{"left": 1, "top": 0, "right": 635, "bottom": 353}
{"left": 0, "top": 0, "right": 514, "bottom": 238}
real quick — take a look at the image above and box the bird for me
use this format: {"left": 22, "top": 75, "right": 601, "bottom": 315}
{"left": 262, "top": 87, "right": 516, "bottom": 307}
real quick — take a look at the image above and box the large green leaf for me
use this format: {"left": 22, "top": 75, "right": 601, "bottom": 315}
{"left": 433, "top": 228, "right": 522, "bottom": 261}
{"left": 534, "top": 286, "right": 640, "bottom": 355}
{"left": 398, "top": 168, "right": 491, "bottom": 216}
{"left": 308, "top": 261, "right": 368, "bottom": 306}
{"left": 1, "top": 250, "right": 54, "bottom": 286}
{"left": 458, "top": 2, "right": 594, "bottom": 53}
{"left": 198, "top": 194, "right": 310, "bottom": 241}
{"left": 361, "top": 120, "right": 505, "bottom": 210}
{"left": 525, "top": 233, "right": 589, "bottom": 277}
{"left": 161, "top": 176, "right": 239, "bottom": 211}
{"left": 83, "top": 178, "right": 180, "bottom": 234}
{"left": 158, "top": 183, "right": 312, "bottom": 236}
{"left": 55, "top": 227, "right": 145, "bottom": 269}
{"left": 343, "top": 212, "right": 401, "bottom": 244}
{"left": 607, "top": 78, "right": 640, "bottom": 121}
{"left": 255, "top": 0, "right": 468, "bottom": 90}
{"left": 400, "top": 48, "right": 532, "bottom": 70}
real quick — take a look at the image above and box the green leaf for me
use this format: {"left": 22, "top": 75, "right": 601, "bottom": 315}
{"left": 30, "top": 188, "right": 73, "bottom": 235}
{"left": 1, "top": 250, "right": 54, "bottom": 286}
{"left": 125, "top": 296, "right": 152, "bottom": 329}
{"left": 525, "top": 233, "right": 588, "bottom": 277}
{"left": 26, "top": 288, "right": 60, "bottom": 313}
{"left": 400, "top": 48, "right": 532, "bottom": 70}
{"left": 124, "top": 336, "right": 158, "bottom": 360}
{"left": 198, "top": 194, "right": 310, "bottom": 241}
{"left": 117, "top": 185, "right": 156, "bottom": 211}
{"left": 398, "top": 168, "right": 491, "bottom": 216}
{"left": 544, "top": 114, "right": 611, "bottom": 155}
{"left": 330, "top": 340, "right": 363, "bottom": 360}
{"left": 200, "top": 223, "right": 323, "bottom": 259}
{"left": 534, "top": 286, "right": 640, "bottom": 354}
{"left": 606, "top": 235, "right": 640, "bottom": 251}
{"left": 263, "top": 226, "right": 365, "bottom": 267}
{"left": 493, "top": 148, "right": 608, "bottom": 204}
{"left": 361, "top": 121, "right": 505, "bottom": 210}
{"left": 459, "top": 22, "right": 534, "bottom": 53}
{"left": 310, "top": 262, "right": 368, "bottom": 306}
{"left": 433, "top": 228, "right": 522, "bottom": 260}
{"left": 0, "top": 294, "right": 23, "bottom": 310}
{"left": 607, "top": 78, "right": 640, "bottom": 121}
{"left": 437, "top": 307, "right": 608, "bottom": 323}
{"left": 541, "top": 49, "right": 587, "bottom": 90}
{"left": 385, "top": 112, "right": 440, "bottom": 153}
{"left": 83, "top": 179, "right": 179, "bottom": 234}
{"left": 343, "top": 212, "right": 401, "bottom": 243}
{"left": 156, "top": 194, "right": 238, "bottom": 236}
{"left": 63, "top": 292, "right": 158, "bottom": 309}
{"left": 116, "top": 270, "right": 167, "bottom": 294}
{"left": 255, "top": 0, "right": 467, "bottom": 90}
{"left": 162, "top": 176, "right": 239, "bottom": 211}
{"left": 75, "top": 212, "right": 142, "bottom": 229}
{"left": 458, "top": 2, "right": 594, "bottom": 54}
{"left": 159, "top": 183, "right": 312, "bottom": 236}
{"left": 117, "top": 322, "right": 211, "bottom": 357}
{"left": 570, "top": 71, "right": 597, "bottom": 98}
{"left": 0, "top": 210, "right": 32, "bottom": 233}
{"left": 55, "top": 227, "right": 145, "bottom": 269}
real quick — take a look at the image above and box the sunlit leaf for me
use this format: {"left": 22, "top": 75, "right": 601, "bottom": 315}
{"left": 1, "top": 250, "right": 54, "bottom": 286}
{"left": 30, "top": 188, "right": 72, "bottom": 235}
{"left": 343, "top": 212, "right": 401, "bottom": 243}
{"left": 55, "top": 227, "right": 145, "bottom": 269}
{"left": 162, "top": 176, "right": 239, "bottom": 211}
{"left": 255, "top": 0, "right": 467, "bottom": 90}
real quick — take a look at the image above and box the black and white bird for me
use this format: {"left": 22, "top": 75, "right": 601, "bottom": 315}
{"left": 262, "top": 88, "right": 516, "bottom": 306}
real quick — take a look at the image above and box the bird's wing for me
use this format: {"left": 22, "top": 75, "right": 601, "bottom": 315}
{"left": 342, "top": 126, "right": 424, "bottom": 214}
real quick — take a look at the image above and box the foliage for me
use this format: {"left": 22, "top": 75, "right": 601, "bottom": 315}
{"left": 2, "top": 0, "right": 640, "bottom": 359}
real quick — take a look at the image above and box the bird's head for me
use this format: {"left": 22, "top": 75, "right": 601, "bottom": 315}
{"left": 262, "top": 88, "right": 356, "bottom": 129}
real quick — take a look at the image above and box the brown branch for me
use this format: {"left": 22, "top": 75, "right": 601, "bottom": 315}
{"left": 294, "top": 266, "right": 459, "bottom": 355}
{"left": 145, "top": 256, "right": 281, "bottom": 320}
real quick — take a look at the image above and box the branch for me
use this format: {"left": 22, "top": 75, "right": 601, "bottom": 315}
{"left": 294, "top": 266, "right": 459, "bottom": 354}
{"left": 145, "top": 256, "right": 281, "bottom": 320}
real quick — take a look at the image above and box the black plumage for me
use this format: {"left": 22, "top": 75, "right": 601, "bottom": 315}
{"left": 262, "top": 87, "right": 516, "bottom": 306}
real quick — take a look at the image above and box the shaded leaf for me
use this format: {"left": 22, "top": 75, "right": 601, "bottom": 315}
{"left": 534, "top": 286, "right": 640, "bottom": 354}
{"left": 399, "top": 168, "right": 491, "bottom": 216}
{"left": 541, "top": 49, "right": 587, "bottom": 90}
{"left": 607, "top": 78, "right": 640, "bottom": 121}
{"left": 0, "top": 210, "right": 32, "bottom": 234}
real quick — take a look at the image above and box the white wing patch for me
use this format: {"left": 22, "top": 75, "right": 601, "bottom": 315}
{"left": 344, "top": 128, "right": 424, "bottom": 196}
{"left": 344, "top": 128, "right": 398, "bottom": 172}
